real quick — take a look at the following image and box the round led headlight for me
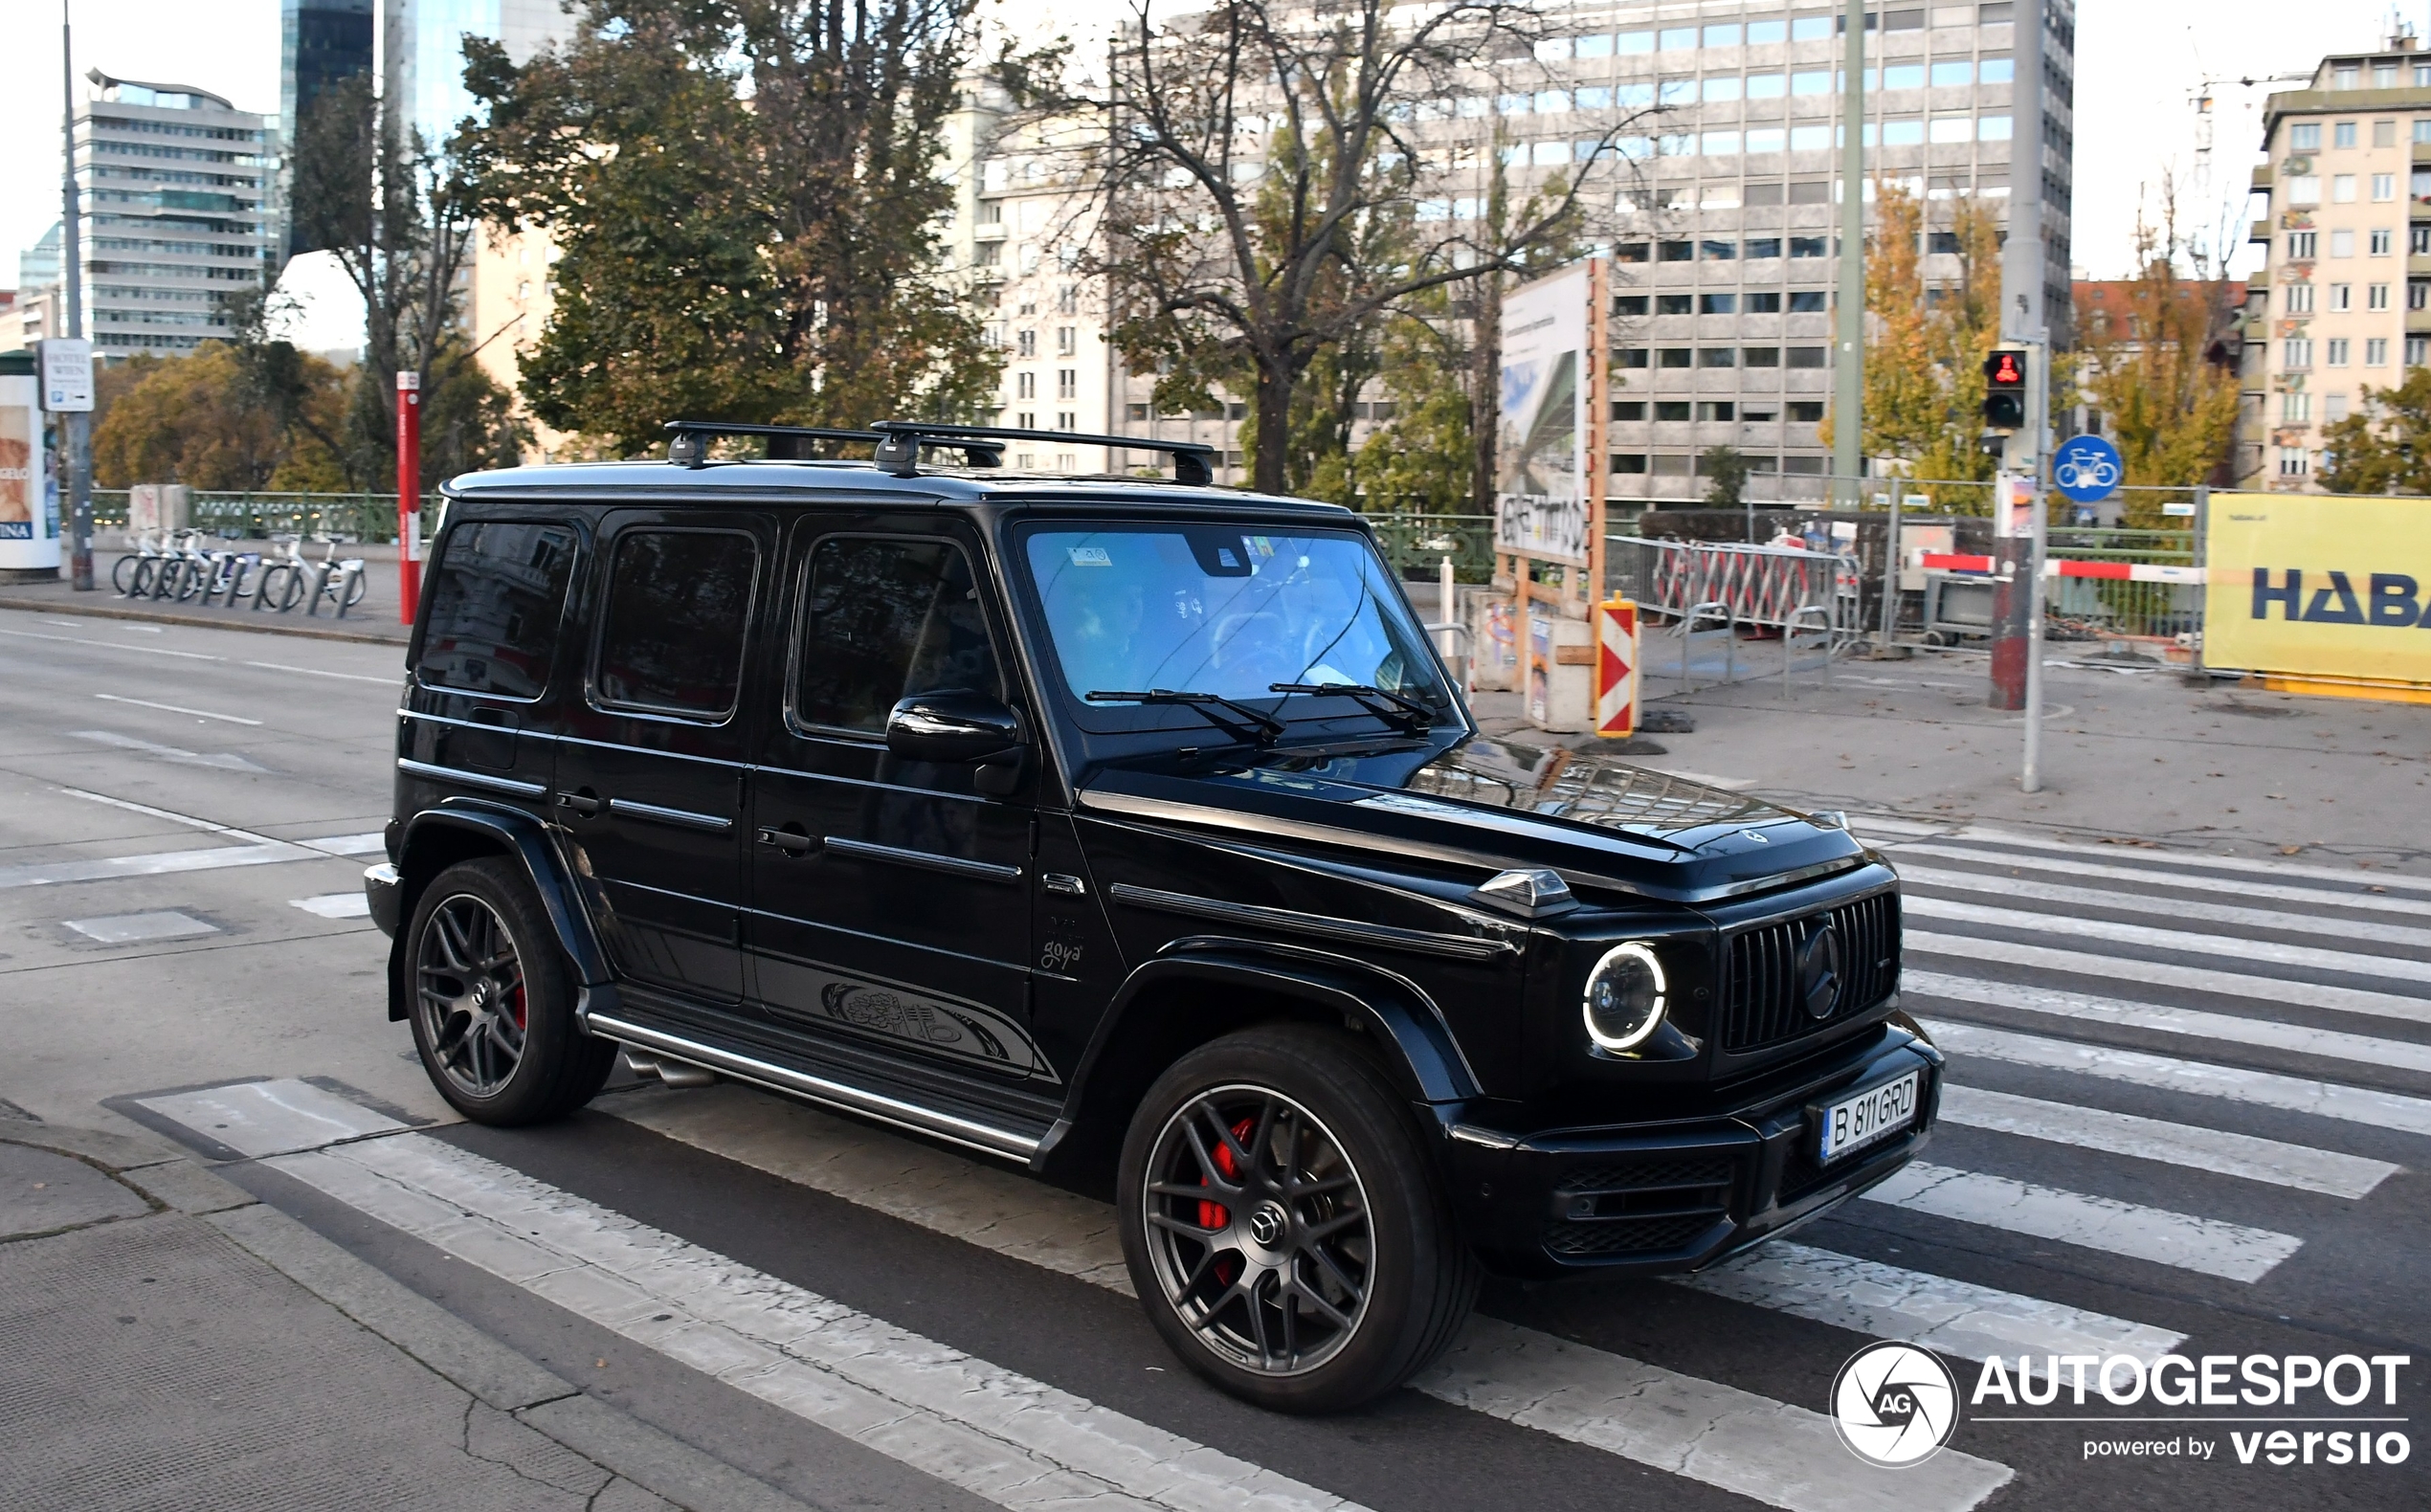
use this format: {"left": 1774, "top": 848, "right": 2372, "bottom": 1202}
{"left": 1582, "top": 941, "right": 1668, "bottom": 1052}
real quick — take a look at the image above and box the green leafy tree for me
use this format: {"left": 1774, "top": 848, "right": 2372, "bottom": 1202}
{"left": 457, "top": 0, "right": 1000, "bottom": 451}
{"left": 2072, "top": 216, "right": 2244, "bottom": 521}
{"left": 1700, "top": 445, "right": 1748, "bottom": 507}
{"left": 2320, "top": 367, "right": 2431, "bottom": 494}
{"left": 1356, "top": 303, "right": 1479, "bottom": 513}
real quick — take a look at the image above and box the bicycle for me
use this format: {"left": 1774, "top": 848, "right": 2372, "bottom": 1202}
{"left": 301, "top": 537, "right": 369, "bottom": 618}
{"left": 251, "top": 536, "right": 310, "bottom": 612}
{"left": 112, "top": 531, "right": 166, "bottom": 597}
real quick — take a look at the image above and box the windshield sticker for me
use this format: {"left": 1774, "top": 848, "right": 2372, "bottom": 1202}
{"left": 1067, "top": 545, "right": 1112, "bottom": 567}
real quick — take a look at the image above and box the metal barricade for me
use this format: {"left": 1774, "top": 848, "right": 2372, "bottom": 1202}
{"left": 1676, "top": 600, "right": 1735, "bottom": 693}
{"left": 1611, "top": 536, "right": 1847, "bottom": 693}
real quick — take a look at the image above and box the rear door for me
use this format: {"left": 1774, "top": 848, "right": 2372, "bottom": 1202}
{"left": 400, "top": 516, "right": 582, "bottom": 806}
{"left": 553, "top": 512, "right": 769, "bottom": 1006}
{"left": 745, "top": 517, "right": 1050, "bottom": 1083}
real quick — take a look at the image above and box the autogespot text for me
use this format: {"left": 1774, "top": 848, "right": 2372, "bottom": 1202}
{"left": 1970, "top": 1352, "right": 2412, "bottom": 1470}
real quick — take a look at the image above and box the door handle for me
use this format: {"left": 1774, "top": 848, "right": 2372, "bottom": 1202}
{"left": 755, "top": 825, "right": 816, "bottom": 856}
{"left": 557, "top": 789, "right": 604, "bottom": 817}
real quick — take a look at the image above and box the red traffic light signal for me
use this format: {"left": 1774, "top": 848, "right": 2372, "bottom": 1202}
{"left": 1983, "top": 348, "right": 2027, "bottom": 389}
{"left": 1982, "top": 346, "right": 2029, "bottom": 432}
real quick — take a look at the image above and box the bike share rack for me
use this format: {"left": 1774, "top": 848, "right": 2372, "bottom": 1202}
{"left": 113, "top": 533, "right": 369, "bottom": 617}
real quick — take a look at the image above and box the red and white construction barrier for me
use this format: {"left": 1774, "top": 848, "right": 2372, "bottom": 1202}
{"left": 1916, "top": 551, "right": 2217, "bottom": 585}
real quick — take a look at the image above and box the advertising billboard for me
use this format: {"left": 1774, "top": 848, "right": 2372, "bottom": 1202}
{"left": 2202, "top": 492, "right": 2431, "bottom": 690}
{"left": 0, "top": 367, "right": 60, "bottom": 572}
{"left": 1494, "top": 264, "right": 1590, "bottom": 567}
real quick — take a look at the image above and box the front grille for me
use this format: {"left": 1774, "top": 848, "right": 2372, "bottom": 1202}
{"left": 1720, "top": 892, "right": 1901, "bottom": 1054}
{"left": 1542, "top": 1152, "right": 1737, "bottom": 1259}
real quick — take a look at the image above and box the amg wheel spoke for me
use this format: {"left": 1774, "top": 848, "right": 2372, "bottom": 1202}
{"left": 1302, "top": 1208, "right": 1368, "bottom": 1244}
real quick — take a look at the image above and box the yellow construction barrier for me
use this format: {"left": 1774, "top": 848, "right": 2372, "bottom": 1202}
{"left": 2202, "top": 492, "right": 2431, "bottom": 701}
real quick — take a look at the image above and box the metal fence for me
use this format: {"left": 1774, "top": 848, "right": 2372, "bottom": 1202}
{"left": 89, "top": 490, "right": 431, "bottom": 545}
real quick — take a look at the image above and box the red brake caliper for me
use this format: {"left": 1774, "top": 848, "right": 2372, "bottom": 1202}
{"left": 1197, "top": 1117, "right": 1257, "bottom": 1231}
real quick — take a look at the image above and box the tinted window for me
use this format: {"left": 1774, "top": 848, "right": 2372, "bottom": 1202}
{"left": 416, "top": 522, "right": 577, "bottom": 699}
{"left": 591, "top": 530, "right": 758, "bottom": 717}
{"left": 795, "top": 538, "right": 1001, "bottom": 734}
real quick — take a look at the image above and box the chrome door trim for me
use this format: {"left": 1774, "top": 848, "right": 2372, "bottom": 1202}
{"left": 607, "top": 798, "right": 736, "bottom": 834}
{"left": 1105, "top": 882, "right": 1518, "bottom": 962}
{"left": 820, "top": 834, "right": 1022, "bottom": 884}
{"left": 584, "top": 1012, "right": 1041, "bottom": 1162}
{"left": 394, "top": 757, "right": 547, "bottom": 799}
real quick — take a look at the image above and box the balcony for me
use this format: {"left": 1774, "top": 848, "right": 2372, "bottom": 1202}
{"left": 2251, "top": 164, "right": 2275, "bottom": 190}
{"left": 2408, "top": 307, "right": 2431, "bottom": 333}
{"left": 2252, "top": 219, "right": 2273, "bottom": 244}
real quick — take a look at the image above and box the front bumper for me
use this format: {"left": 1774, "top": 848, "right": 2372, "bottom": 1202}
{"left": 1440, "top": 1027, "right": 1941, "bottom": 1278}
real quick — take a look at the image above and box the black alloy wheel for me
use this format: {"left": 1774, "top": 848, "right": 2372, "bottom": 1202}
{"left": 1118, "top": 1024, "right": 1480, "bottom": 1413}
{"left": 405, "top": 858, "right": 616, "bottom": 1124}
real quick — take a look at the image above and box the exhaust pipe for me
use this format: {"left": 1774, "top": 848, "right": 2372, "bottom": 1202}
{"left": 622, "top": 1051, "right": 717, "bottom": 1090}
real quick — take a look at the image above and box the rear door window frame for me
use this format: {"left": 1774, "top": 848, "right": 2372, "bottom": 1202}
{"left": 584, "top": 522, "right": 766, "bottom": 727}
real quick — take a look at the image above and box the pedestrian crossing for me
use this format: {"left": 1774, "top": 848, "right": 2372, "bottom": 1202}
{"left": 123, "top": 822, "right": 2431, "bottom": 1512}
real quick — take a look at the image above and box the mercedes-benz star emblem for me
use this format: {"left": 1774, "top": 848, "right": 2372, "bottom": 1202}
{"left": 1830, "top": 1342, "right": 1960, "bottom": 1467}
{"left": 1248, "top": 1201, "right": 1288, "bottom": 1247}
{"left": 1797, "top": 920, "right": 1842, "bottom": 1021}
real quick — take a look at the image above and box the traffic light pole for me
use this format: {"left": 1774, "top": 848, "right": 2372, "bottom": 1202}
{"left": 2018, "top": 335, "right": 2049, "bottom": 793}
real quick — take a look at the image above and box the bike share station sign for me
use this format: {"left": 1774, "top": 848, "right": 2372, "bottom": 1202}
{"left": 2053, "top": 434, "right": 2122, "bottom": 520}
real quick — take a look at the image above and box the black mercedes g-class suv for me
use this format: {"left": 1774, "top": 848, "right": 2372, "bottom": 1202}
{"left": 367, "top": 419, "right": 1935, "bottom": 1413}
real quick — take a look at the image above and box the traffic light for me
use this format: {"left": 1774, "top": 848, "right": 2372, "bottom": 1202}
{"left": 1981, "top": 347, "right": 2028, "bottom": 432}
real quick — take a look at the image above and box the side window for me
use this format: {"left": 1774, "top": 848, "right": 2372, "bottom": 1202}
{"left": 591, "top": 529, "right": 759, "bottom": 719}
{"left": 416, "top": 521, "right": 578, "bottom": 700}
{"left": 795, "top": 537, "right": 1001, "bottom": 735}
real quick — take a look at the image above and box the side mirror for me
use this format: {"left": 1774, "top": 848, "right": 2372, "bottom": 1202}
{"left": 884, "top": 689, "right": 1025, "bottom": 765}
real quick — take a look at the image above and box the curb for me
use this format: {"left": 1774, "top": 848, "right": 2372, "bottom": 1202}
{"left": 0, "top": 592, "right": 408, "bottom": 646}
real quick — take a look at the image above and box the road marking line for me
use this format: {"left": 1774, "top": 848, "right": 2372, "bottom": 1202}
{"left": 1680, "top": 1241, "right": 2183, "bottom": 1367}
{"left": 243, "top": 659, "right": 398, "bottom": 685}
{"left": 1907, "top": 968, "right": 2431, "bottom": 1071}
{"left": 1906, "top": 930, "right": 2431, "bottom": 1028}
{"left": 1935, "top": 1084, "right": 2397, "bottom": 1199}
{"left": 94, "top": 692, "right": 263, "bottom": 725}
{"left": 138, "top": 1078, "right": 405, "bottom": 1158}
{"left": 63, "top": 910, "right": 219, "bottom": 944}
{"left": 598, "top": 1083, "right": 2065, "bottom": 1497}
{"left": 291, "top": 893, "right": 371, "bottom": 919}
{"left": 1898, "top": 864, "right": 2431, "bottom": 948}
{"left": 0, "top": 624, "right": 222, "bottom": 659}
{"left": 1906, "top": 895, "right": 2431, "bottom": 986}
{"left": 1921, "top": 1019, "right": 2431, "bottom": 1138}
{"left": 67, "top": 729, "right": 271, "bottom": 772}
{"left": 1889, "top": 843, "right": 2431, "bottom": 920}
{"left": 0, "top": 842, "right": 294, "bottom": 891}
{"left": 1860, "top": 1162, "right": 2303, "bottom": 1282}
{"left": 60, "top": 786, "right": 283, "bottom": 844}
{"left": 1943, "top": 826, "right": 2431, "bottom": 899}
{"left": 273, "top": 1133, "right": 1376, "bottom": 1512}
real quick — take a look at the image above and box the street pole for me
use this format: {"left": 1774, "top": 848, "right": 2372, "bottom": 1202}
{"left": 396, "top": 371, "right": 421, "bottom": 624}
{"left": 1831, "top": 0, "right": 1866, "bottom": 511}
{"left": 2020, "top": 336, "right": 2049, "bottom": 791}
{"left": 1877, "top": 487, "right": 1901, "bottom": 649}
{"left": 1989, "top": 0, "right": 2046, "bottom": 723}
{"left": 60, "top": 0, "right": 92, "bottom": 591}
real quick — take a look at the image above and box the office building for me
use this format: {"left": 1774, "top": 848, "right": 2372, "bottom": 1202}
{"left": 388, "top": 0, "right": 578, "bottom": 145}
{"left": 280, "top": 0, "right": 375, "bottom": 259}
{"left": 2240, "top": 34, "right": 2431, "bottom": 490}
{"left": 77, "top": 73, "right": 276, "bottom": 357}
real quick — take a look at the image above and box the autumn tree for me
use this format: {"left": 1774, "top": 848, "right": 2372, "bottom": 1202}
{"left": 1010, "top": 0, "right": 1639, "bottom": 494}
{"left": 1820, "top": 181, "right": 2005, "bottom": 494}
{"left": 92, "top": 345, "right": 348, "bottom": 491}
{"left": 2319, "top": 367, "right": 2431, "bottom": 494}
{"left": 2072, "top": 215, "right": 2242, "bottom": 522}
{"left": 457, "top": 0, "right": 1001, "bottom": 450}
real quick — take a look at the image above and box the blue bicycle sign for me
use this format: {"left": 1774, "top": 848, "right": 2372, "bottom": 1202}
{"left": 2052, "top": 434, "right": 2122, "bottom": 504}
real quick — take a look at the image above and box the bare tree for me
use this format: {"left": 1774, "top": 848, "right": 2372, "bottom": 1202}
{"left": 1006, "top": 0, "right": 1647, "bottom": 494}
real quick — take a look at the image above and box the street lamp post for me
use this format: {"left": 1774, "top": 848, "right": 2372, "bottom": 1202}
{"left": 60, "top": 0, "right": 93, "bottom": 591}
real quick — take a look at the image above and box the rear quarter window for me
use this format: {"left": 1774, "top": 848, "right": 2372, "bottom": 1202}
{"left": 415, "top": 521, "right": 579, "bottom": 700}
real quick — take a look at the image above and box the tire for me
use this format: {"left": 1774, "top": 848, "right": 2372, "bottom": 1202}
{"left": 1117, "top": 1023, "right": 1480, "bottom": 1413}
{"left": 404, "top": 857, "right": 616, "bottom": 1125}
{"left": 111, "top": 555, "right": 138, "bottom": 595}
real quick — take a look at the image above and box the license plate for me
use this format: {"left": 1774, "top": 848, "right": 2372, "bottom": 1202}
{"left": 1817, "top": 1071, "right": 1920, "bottom": 1164}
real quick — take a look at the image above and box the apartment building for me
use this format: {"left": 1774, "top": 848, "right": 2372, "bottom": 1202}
{"left": 76, "top": 74, "right": 276, "bottom": 358}
{"left": 2241, "top": 36, "right": 2431, "bottom": 490}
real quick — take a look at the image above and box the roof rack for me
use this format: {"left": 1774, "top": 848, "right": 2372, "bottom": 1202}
{"left": 867, "top": 421, "right": 1217, "bottom": 486}
{"left": 662, "top": 420, "right": 1005, "bottom": 470}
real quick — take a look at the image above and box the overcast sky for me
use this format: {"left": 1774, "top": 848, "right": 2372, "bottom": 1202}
{"left": 1, "top": 0, "right": 2416, "bottom": 346}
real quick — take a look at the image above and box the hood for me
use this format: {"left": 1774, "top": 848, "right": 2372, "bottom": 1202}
{"left": 1077, "top": 732, "right": 1868, "bottom": 905}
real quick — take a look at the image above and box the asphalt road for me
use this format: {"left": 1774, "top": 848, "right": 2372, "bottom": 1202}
{"left": 2, "top": 603, "right": 2425, "bottom": 1512}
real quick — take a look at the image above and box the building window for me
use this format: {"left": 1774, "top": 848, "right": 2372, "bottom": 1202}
{"left": 1787, "top": 401, "right": 1826, "bottom": 422}
{"left": 2328, "top": 338, "right": 2351, "bottom": 366}
{"left": 1789, "top": 235, "right": 1828, "bottom": 257}
{"left": 2374, "top": 173, "right": 2397, "bottom": 202}
{"left": 2330, "top": 229, "right": 2353, "bottom": 256}
{"left": 1699, "top": 346, "right": 1737, "bottom": 367}
{"left": 1611, "top": 453, "right": 1649, "bottom": 474}
{"left": 2333, "top": 174, "right": 2357, "bottom": 203}
{"left": 2415, "top": 226, "right": 2431, "bottom": 256}
{"left": 979, "top": 200, "right": 1003, "bottom": 224}
{"left": 1788, "top": 290, "right": 1829, "bottom": 312}
{"left": 1746, "top": 292, "right": 1783, "bottom": 313}
{"left": 1016, "top": 329, "right": 1037, "bottom": 357}
{"left": 2285, "top": 282, "right": 2314, "bottom": 314}
{"left": 2330, "top": 282, "right": 2352, "bottom": 311}
{"left": 1056, "top": 369, "right": 1077, "bottom": 399}
{"left": 1786, "top": 346, "right": 1828, "bottom": 368}
{"left": 2282, "top": 391, "right": 2310, "bottom": 422}
{"left": 2417, "top": 120, "right": 2431, "bottom": 145}
{"left": 1655, "top": 401, "right": 1692, "bottom": 421}
{"left": 1700, "top": 293, "right": 1737, "bottom": 314}
{"left": 1015, "top": 411, "right": 1035, "bottom": 429}
{"left": 2334, "top": 66, "right": 2359, "bottom": 90}
{"left": 1656, "top": 293, "right": 1693, "bottom": 315}
{"left": 2288, "top": 231, "right": 2318, "bottom": 259}
{"left": 2414, "top": 280, "right": 2431, "bottom": 310}
{"left": 2369, "top": 283, "right": 2391, "bottom": 310}
{"left": 2284, "top": 338, "right": 2313, "bottom": 367}
{"left": 1056, "top": 326, "right": 1076, "bottom": 355}
{"left": 1744, "top": 237, "right": 1782, "bottom": 258}
{"left": 2371, "top": 228, "right": 2394, "bottom": 256}
{"left": 2326, "top": 393, "right": 2351, "bottom": 422}
{"left": 1616, "top": 347, "right": 1650, "bottom": 368}
{"left": 1056, "top": 284, "right": 1078, "bottom": 314}
{"left": 2290, "top": 122, "right": 2322, "bottom": 150}
{"left": 1743, "top": 346, "right": 1781, "bottom": 366}
{"left": 2371, "top": 338, "right": 2393, "bottom": 366}
{"left": 1613, "top": 402, "right": 1647, "bottom": 421}
{"left": 2335, "top": 121, "right": 2358, "bottom": 148}
{"left": 1694, "top": 402, "right": 1734, "bottom": 421}
{"left": 2375, "top": 64, "right": 2398, "bottom": 87}
{"left": 2278, "top": 446, "right": 2309, "bottom": 477}
{"left": 2376, "top": 120, "right": 2399, "bottom": 147}
{"left": 1015, "top": 371, "right": 1036, "bottom": 398}
{"left": 1659, "top": 347, "right": 1694, "bottom": 368}
{"left": 2286, "top": 176, "right": 2321, "bottom": 206}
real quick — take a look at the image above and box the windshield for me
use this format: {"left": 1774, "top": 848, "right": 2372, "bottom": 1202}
{"left": 1020, "top": 524, "right": 1451, "bottom": 714}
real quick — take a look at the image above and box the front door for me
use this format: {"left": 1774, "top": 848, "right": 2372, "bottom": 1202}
{"left": 553, "top": 513, "right": 769, "bottom": 1006}
{"left": 746, "top": 524, "right": 1049, "bottom": 1083}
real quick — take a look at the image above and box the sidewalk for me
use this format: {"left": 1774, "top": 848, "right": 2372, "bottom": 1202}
{"left": 0, "top": 1116, "right": 813, "bottom": 1512}
{"left": 0, "top": 557, "right": 408, "bottom": 644}
{"left": 1471, "top": 641, "right": 2431, "bottom": 878}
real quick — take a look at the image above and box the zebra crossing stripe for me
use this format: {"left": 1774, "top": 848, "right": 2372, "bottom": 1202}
{"left": 1905, "top": 895, "right": 2431, "bottom": 986}
{"left": 1940, "top": 827, "right": 2431, "bottom": 900}
{"left": 270, "top": 1134, "right": 1371, "bottom": 1512}
{"left": 1920, "top": 1019, "right": 2431, "bottom": 1137}
{"left": 1860, "top": 1162, "right": 2304, "bottom": 1282}
{"left": 1935, "top": 1084, "right": 2397, "bottom": 1199}
{"left": 1888, "top": 843, "right": 2431, "bottom": 921}
{"left": 1896, "top": 864, "right": 2431, "bottom": 950}
{"left": 1905, "top": 930, "right": 2431, "bottom": 1029}
{"left": 1906, "top": 969, "right": 2431, "bottom": 1074}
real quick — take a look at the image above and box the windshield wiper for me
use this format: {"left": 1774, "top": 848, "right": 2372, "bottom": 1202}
{"left": 1267, "top": 681, "right": 1436, "bottom": 736}
{"left": 1086, "top": 689, "right": 1285, "bottom": 746}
